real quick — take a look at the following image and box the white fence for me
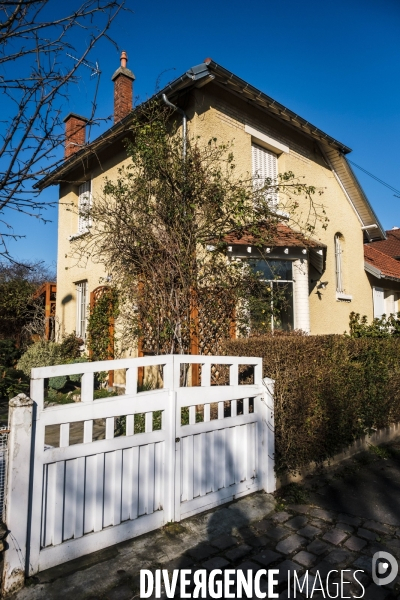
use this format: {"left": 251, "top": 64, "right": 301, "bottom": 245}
{"left": 2, "top": 354, "right": 275, "bottom": 595}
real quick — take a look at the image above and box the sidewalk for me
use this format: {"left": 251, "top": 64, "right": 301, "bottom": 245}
{"left": 9, "top": 441, "right": 400, "bottom": 600}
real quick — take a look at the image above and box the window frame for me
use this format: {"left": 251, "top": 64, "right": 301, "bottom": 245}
{"left": 78, "top": 180, "right": 92, "bottom": 235}
{"left": 75, "top": 280, "right": 88, "bottom": 340}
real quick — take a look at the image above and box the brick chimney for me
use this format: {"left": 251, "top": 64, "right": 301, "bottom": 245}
{"left": 111, "top": 51, "right": 135, "bottom": 123}
{"left": 63, "top": 113, "right": 88, "bottom": 159}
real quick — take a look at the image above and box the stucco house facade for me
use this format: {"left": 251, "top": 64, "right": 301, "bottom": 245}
{"left": 37, "top": 54, "right": 389, "bottom": 342}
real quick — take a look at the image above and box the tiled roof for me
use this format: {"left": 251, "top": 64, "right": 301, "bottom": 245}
{"left": 364, "top": 244, "right": 400, "bottom": 281}
{"left": 367, "top": 229, "right": 400, "bottom": 259}
{"left": 224, "top": 223, "right": 326, "bottom": 248}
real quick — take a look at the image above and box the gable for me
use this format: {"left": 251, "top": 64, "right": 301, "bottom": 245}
{"left": 36, "top": 58, "right": 386, "bottom": 241}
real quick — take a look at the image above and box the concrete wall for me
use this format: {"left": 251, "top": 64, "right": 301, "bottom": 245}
{"left": 55, "top": 82, "right": 376, "bottom": 337}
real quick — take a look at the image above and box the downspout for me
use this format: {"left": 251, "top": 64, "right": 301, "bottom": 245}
{"left": 161, "top": 93, "right": 187, "bottom": 159}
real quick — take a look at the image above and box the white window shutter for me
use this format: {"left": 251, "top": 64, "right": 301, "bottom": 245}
{"left": 252, "top": 143, "right": 278, "bottom": 208}
{"left": 373, "top": 287, "right": 385, "bottom": 319}
{"left": 384, "top": 290, "right": 395, "bottom": 315}
{"left": 78, "top": 181, "right": 92, "bottom": 233}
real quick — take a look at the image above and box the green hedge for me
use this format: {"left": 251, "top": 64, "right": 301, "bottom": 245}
{"left": 223, "top": 335, "right": 400, "bottom": 475}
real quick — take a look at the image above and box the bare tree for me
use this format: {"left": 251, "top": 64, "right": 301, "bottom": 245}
{"left": 0, "top": 0, "right": 126, "bottom": 260}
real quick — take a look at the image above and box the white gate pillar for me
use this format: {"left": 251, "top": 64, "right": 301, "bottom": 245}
{"left": 2, "top": 394, "right": 33, "bottom": 596}
{"left": 261, "top": 377, "right": 276, "bottom": 493}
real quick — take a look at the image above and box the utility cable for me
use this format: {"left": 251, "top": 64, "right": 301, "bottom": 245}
{"left": 344, "top": 156, "right": 400, "bottom": 196}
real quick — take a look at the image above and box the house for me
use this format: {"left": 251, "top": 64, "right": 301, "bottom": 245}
{"left": 37, "top": 53, "right": 387, "bottom": 342}
{"left": 364, "top": 228, "right": 400, "bottom": 318}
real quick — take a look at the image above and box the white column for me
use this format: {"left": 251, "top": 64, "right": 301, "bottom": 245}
{"left": 2, "top": 394, "right": 33, "bottom": 595}
{"left": 293, "top": 258, "right": 310, "bottom": 333}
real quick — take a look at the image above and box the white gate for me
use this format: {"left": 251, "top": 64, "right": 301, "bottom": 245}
{"left": 2, "top": 354, "right": 275, "bottom": 594}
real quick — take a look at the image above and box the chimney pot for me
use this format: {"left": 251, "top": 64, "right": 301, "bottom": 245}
{"left": 120, "top": 51, "right": 128, "bottom": 69}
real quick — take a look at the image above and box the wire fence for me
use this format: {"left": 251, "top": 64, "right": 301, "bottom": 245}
{"left": 0, "top": 430, "right": 9, "bottom": 522}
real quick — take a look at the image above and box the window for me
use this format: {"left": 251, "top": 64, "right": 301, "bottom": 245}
{"left": 251, "top": 143, "right": 278, "bottom": 209}
{"left": 78, "top": 181, "right": 92, "bottom": 234}
{"left": 334, "top": 233, "right": 344, "bottom": 294}
{"left": 248, "top": 259, "right": 294, "bottom": 332}
{"left": 76, "top": 281, "right": 88, "bottom": 339}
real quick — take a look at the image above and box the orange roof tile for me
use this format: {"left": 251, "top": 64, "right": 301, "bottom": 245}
{"left": 368, "top": 229, "right": 400, "bottom": 259}
{"left": 224, "top": 223, "right": 325, "bottom": 248}
{"left": 364, "top": 244, "right": 400, "bottom": 281}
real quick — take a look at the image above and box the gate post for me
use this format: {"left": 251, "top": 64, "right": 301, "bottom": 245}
{"left": 262, "top": 377, "right": 276, "bottom": 494}
{"left": 2, "top": 394, "right": 34, "bottom": 596}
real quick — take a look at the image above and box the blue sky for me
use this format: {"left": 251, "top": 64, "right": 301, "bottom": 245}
{"left": 5, "top": 0, "right": 400, "bottom": 266}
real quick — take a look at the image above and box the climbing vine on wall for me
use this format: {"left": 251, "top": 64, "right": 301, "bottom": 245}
{"left": 87, "top": 287, "right": 119, "bottom": 361}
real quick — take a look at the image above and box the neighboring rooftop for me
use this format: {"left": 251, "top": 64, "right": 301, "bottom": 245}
{"left": 364, "top": 244, "right": 400, "bottom": 282}
{"left": 365, "top": 228, "right": 400, "bottom": 260}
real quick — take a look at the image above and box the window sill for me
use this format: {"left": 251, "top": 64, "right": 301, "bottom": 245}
{"left": 336, "top": 292, "right": 352, "bottom": 302}
{"left": 69, "top": 230, "right": 89, "bottom": 241}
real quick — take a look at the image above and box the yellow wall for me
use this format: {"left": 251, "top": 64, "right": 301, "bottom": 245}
{"left": 55, "top": 82, "right": 375, "bottom": 338}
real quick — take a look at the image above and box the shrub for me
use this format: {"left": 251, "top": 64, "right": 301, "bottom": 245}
{"left": 0, "top": 366, "right": 29, "bottom": 399}
{"left": 17, "top": 335, "right": 85, "bottom": 378}
{"left": 17, "top": 340, "right": 65, "bottom": 377}
{"left": 0, "top": 339, "right": 21, "bottom": 368}
{"left": 223, "top": 335, "right": 400, "bottom": 475}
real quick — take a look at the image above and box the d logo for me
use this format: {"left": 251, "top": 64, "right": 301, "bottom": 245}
{"left": 372, "top": 551, "right": 398, "bottom": 586}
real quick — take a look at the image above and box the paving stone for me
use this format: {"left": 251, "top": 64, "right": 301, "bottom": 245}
{"left": 264, "top": 525, "right": 290, "bottom": 541}
{"left": 165, "top": 555, "right": 193, "bottom": 570}
{"left": 344, "top": 536, "right": 367, "bottom": 552}
{"left": 307, "top": 539, "right": 330, "bottom": 556}
{"left": 286, "top": 504, "right": 310, "bottom": 515}
{"left": 246, "top": 535, "right": 270, "bottom": 548}
{"left": 105, "top": 586, "right": 133, "bottom": 600}
{"left": 187, "top": 543, "right": 216, "bottom": 561}
{"left": 337, "top": 513, "right": 362, "bottom": 527}
{"left": 271, "top": 511, "right": 291, "bottom": 523}
{"left": 363, "top": 583, "right": 391, "bottom": 599}
{"left": 225, "top": 544, "right": 252, "bottom": 562}
{"left": 297, "top": 524, "right": 321, "bottom": 539}
{"left": 324, "top": 548, "right": 352, "bottom": 566}
{"left": 322, "top": 528, "right": 348, "bottom": 546}
{"left": 238, "top": 526, "right": 254, "bottom": 540}
{"left": 286, "top": 515, "right": 309, "bottom": 530}
{"left": 252, "top": 549, "right": 282, "bottom": 567}
{"left": 341, "top": 568, "right": 370, "bottom": 587}
{"left": 385, "top": 538, "right": 400, "bottom": 558}
{"left": 336, "top": 521, "right": 354, "bottom": 533}
{"left": 276, "top": 534, "right": 306, "bottom": 555}
{"left": 275, "top": 559, "right": 303, "bottom": 584}
{"left": 353, "top": 555, "right": 373, "bottom": 574}
{"left": 210, "top": 534, "right": 238, "bottom": 550}
{"left": 202, "top": 556, "right": 230, "bottom": 571}
{"left": 363, "top": 520, "right": 393, "bottom": 535}
{"left": 236, "top": 560, "right": 260, "bottom": 573}
{"left": 292, "top": 550, "right": 317, "bottom": 568}
{"left": 311, "top": 560, "right": 339, "bottom": 578}
{"left": 358, "top": 527, "right": 378, "bottom": 541}
{"left": 309, "top": 508, "right": 335, "bottom": 522}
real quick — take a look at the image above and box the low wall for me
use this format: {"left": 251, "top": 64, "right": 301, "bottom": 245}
{"left": 277, "top": 422, "right": 400, "bottom": 488}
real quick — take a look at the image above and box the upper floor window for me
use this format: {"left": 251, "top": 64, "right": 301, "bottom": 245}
{"left": 334, "top": 233, "right": 344, "bottom": 294}
{"left": 78, "top": 181, "right": 92, "bottom": 234}
{"left": 76, "top": 280, "right": 88, "bottom": 340}
{"left": 251, "top": 143, "right": 278, "bottom": 209}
